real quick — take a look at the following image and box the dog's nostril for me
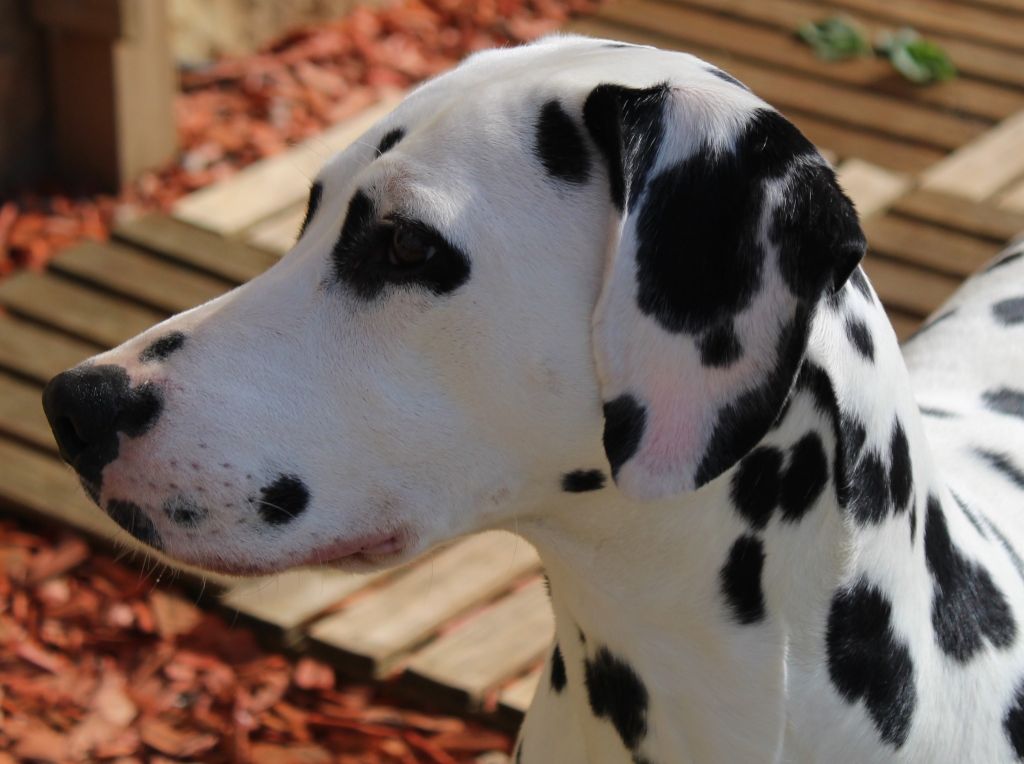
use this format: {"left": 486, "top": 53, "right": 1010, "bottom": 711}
{"left": 53, "top": 415, "right": 89, "bottom": 460}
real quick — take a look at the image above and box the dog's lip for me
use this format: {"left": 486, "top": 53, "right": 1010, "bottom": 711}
{"left": 296, "top": 531, "right": 406, "bottom": 566}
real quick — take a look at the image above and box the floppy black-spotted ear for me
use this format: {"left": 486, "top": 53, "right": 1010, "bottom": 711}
{"left": 585, "top": 80, "right": 865, "bottom": 501}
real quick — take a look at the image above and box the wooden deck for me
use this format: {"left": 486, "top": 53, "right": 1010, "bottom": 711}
{"left": 3, "top": 0, "right": 1024, "bottom": 727}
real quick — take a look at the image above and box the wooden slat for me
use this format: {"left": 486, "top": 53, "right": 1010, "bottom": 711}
{"left": 245, "top": 205, "right": 306, "bottom": 255}
{"left": 671, "top": 0, "right": 1024, "bottom": 90}
{"left": 571, "top": 19, "right": 945, "bottom": 172}
{"left": 220, "top": 568, "right": 390, "bottom": 646}
{"left": 0, "top": 373, "right": 55, "bottom": 453}
{"left": 997, "top": 177, "right": 1024, "bottom": 214}
{"left": 50, "top": 240, "right": 229, "bottom": 314}
{"left": 173, "top": 96, "right": 401, "bottom": 235}
{"left": 0, "top": 315, "right": 97, "bottom": 384}
{"left": 601, "top": 0, "right": 1022, "bottom": 122}
{"left": 892, "top": 189, "right": 1024, "bottom": 242}
{"left": 921, "top": 111, "right": 1024, "bottom": 201}
{"left": 835, "top": 159, "right": 910, "bottom": 219}
{"left": 403, "top": 579, "right": 554, "bottom": 708}
{"left": 115, "top": 214, "right": 279, "bottom": 283}
{"left": 865, "top": 215, "right": 998, "bottom": 278}
{"left": 498, "top": 669, "right": 542, "bottom": 717}
{"left": 862, "top": 255, "right": 960, "bottom": 317}
{"left": 0, "top": 272, "right": 164, "bottom": 348}
{"left": 310, "top": 532, "right": 540, "bottom": 677}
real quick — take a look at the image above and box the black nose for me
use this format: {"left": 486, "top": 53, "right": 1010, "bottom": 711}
{"left": 42, "top": 365, "right": 163, "bottom": 490}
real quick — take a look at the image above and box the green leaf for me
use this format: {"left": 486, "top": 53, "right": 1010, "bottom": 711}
{"left": 876, "top": 28, "right": 956, "bottom": 84}
{"left": 797, "top": 16, "right": 872, "bottom": 61}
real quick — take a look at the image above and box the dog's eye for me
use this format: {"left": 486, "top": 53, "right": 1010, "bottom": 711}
{"left": 388, "top": 223, "right": 437, "bottom": 268}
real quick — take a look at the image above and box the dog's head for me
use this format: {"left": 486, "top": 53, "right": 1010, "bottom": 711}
{"left": 42, "top": 36, "right": 864, "bottom": 574}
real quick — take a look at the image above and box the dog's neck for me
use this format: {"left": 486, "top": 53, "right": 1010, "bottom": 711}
{"left": 518, "top": 282, "right": 936, "bottom": 761}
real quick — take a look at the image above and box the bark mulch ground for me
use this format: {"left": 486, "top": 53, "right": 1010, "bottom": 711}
{"left": 0, "top": 0, "right": 599, "bottom": 278}
{"left": 0, "top": 517, "right": 514, "bottom": 763}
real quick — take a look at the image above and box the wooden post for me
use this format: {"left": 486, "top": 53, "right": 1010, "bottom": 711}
{"left": 33, "top": 0, "right": 177, "bottom": 191}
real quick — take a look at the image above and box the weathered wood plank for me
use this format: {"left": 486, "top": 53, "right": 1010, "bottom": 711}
{"left": 862, "top": 256, "right": 960, "bottom": 317}
{"left": 221, "top": 568, "right": 390, "bottom": 647}
{"left": 115, "top": 214, "right": 279, "bottom": 283}
{"left": 50, "top": 240, "right": 229, "bottom": 314}
{"left": 865, "top": 216, "right": 997, "bottom": 278}
{"left": 403, "top": 578, "right": 554, "bottom": 708}
{"left": 173, "top": 95, "right": 401, "bottom": 235}
{"left": 0, "top": 373, "right": 54, "bottom": 453}
{"left": 310, "top": 532, "right": 540, "bottom": 677}
{"left": 498, "top": 669, "right": 542, "bottom": 717}
{"left": 0, "top": 271, "right": 164, "bottom": 348}
{"left": 0, "top": 315, "right": 97, "bottom": 384}
{"left": 997, "top": 177, "right": 1024, "bottom": 215}
{"left": 601, "top": 0, "right": 1022, "bottom": 122}
{"left": 245, "top": 205, "right": 306, "bottom": 255}
{"left": 892, "top": 189, "right": 1024, "bottom": 243}
{"left": 921, "top": 110, "right": 1024, "bottom": 202}
{"left": 835, "top": 160, "right": 911, "bottom": 220}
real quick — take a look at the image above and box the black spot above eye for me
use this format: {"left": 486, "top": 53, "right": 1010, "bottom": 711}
{"left": 298, "top": 181, "right": 323, "bottom": 239}
{"left": 826, "top": 577, "right": 916, "bottom": 748}
{"left": 561, "top": 469, "right": 605, "bottom": 493}
{"left": 994, "top": 296, "right": 1024, "bottom": 326}
{"left": 376, "top": 127, "right": 405, "bottom": 156}
{"left": 584, "top": 646, "right": 649, "bottom": 752}
{"left": 535, "top": 99, "right": 591, "bottom": 184}
{"left": 719, "top": 534, "right": 766, "bottom": 625}
{"left": 257, "top": 474, "right": 310, "bottom": 525}
{"left": 140, "top": 332, "right": 186, "bottom": 363}
{"left": 602, "top": 395, "right": 647, "bottom": 479}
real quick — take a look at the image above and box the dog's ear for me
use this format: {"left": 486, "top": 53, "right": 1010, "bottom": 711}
{"left": 584, "top": 82, "right": 865, "bottom": 501}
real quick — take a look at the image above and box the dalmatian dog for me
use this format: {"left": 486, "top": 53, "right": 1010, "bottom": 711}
{"left": 41, "top": 35, "right": 1024, "bottom": 762}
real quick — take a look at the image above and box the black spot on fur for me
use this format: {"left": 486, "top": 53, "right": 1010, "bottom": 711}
{"left": 848, "top": 450, "right": 889, "bottom": 524}
{"left": 106, "top": 500, "right": 162, "bottom": 549}
{"left": 889, "top": 420, "right": 912, "bottom": 514}
{"left": 845, "top": 317, "right": 874, "bottom": 361}
{"left": 826, "top": 578, "right": 916, "bottom": 748}
{"left": 987, "top": 250, "right": 1023, "bottom": 272}
{"left": 909, "top": 502, "right": 917, "bottom": 544}
{"left": 550, "top": 644, "right": 567, "bottom": 693}
{"left": 162, "top": 496, "right": 207, "bottom": 528}
{"left": 976, "top": 448, "right": 1024, "bottom": 490}
{"left": 297, "top": 181, "right": 323, "bottom": 239}
{"left": 584, "top": 646, "right": 649, "bottom": 752}
{"left": 984, "top": 388, "right": 1024, "bottom": 420}
{"left": 139, "top": 332, "right": 186, "bottom": 363}
{"left": 920, "top": 406, "right": 956, "bottom": 419}
{"left": 849, "top": 267, "right": 874, "bottom": 302}
{"left": 535, "top": 99, "right": 590, "bottom": 183}
{"left": 257, "top": 474, "right": 310, "bottom": 525}
{"left": 1004, "top": 680, "right": 1024, "bottom": 759}
{"left": 780, "top": 432, "right": 828, "bottom": 522}
{"left": 993, "top": 297, "right": 1024, "bottom": 326}
{"left": 562, "top": 469, "right": 605, "bottom": 493}
{"left": 699, "top": 321, "right": 743, "bottom": 367}
{"left": 720, "top": 534, "right": 766, "bottom": 624}
{"left": 731, "top": 446, "right": 783, "bottom": 530}
{"left": 376, "top": 127, "right": 405, "bottom": 156}
{"left": 925, "top": 496, "right": 1015, "bottom": 661}
{"left": 707, "top": 65, "right": 749, "bottom": 90}
{"left": 602, "top": 395, "right": 646, "bottom": 478}
{"left": 332, "top": 190, "right": 471, "bottom": 299}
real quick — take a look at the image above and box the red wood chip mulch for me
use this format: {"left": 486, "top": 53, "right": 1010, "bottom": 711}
{"left": 0, "top": 518, "right": 514, "bottom": 763}
{"left": 0, "top": 0, "right": 600, "bottom": 279}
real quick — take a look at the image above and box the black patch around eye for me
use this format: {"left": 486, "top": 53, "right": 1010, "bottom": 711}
{"left": 298, "top": 181, "right": 323, "bottom": 239}
{"left": 106, "top": 499, "right": 162, "bottom": 549}
{"left": 561, "top": 469, "right": 605, "bottom": 493}
{"left": 983, "top": 387, "right": 1024, "bottom": 420}
{"left": 332, "top": 190, "right": 471, "bottom": 300}
{"left": 257, "top": 474, "right": 310, "bottom": 525}
{"left": 139, "top": 331, "right": 186, "bottom": 363}
{"left": 826, "top": 577, "right": 916, "bottom": 748}
{"left": 376, "top": 127, "right": 405, "bottom": 156}
{"left": 550, "top": 644, "right": 567, "bottom": 692}
{"left": 845, "top": 317, "right": 875, "bottom": 361}
{"left": 602, "top": 395, "right": 646, "bottom": 479}
{"left": 976, "top": 448, "right": 1024, "bottom": 490}
{"left": 924, "top": 495, "right": 1015, "bottom": 661}
{"left": 889, "top": 420, "right": 912, "bottom": 514}
{"left": 1004, "top": 680, "right": 1024, "bottom": 759}
{"left": 731, "top": 446, "right": 783, "bottom": 530}
{"left": 780, "top": 432, "right": 828, "bottom": 522}
{"left": 584, "top": 646, "right": 649, "bottom": 751}
{"left": 698, "top": 321, "right": 743, "bottom": 367}
{"left": 719, "top": 534, "right": 766, "bottom": 625}
{"left": 707, "top": 65, "right": 750, "bottom": 91}
{"left": 994, "top": 296, "right": 1024, "bottom": 326}
{"left": 535, "top": 99, "right": 591, "bottom": 184}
